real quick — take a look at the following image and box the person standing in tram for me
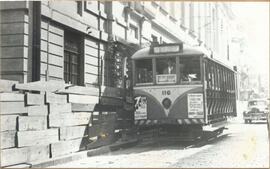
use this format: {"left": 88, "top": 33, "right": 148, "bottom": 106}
{"left": 163, "top": 58, "right": 176, "bottom": 74}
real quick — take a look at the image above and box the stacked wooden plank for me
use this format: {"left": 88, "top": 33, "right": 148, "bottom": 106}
{"left": 0, "top": 80, "right": 91, "bottom": 167}
{"left": 0, "top": 80, "right": 135, "bottom": 167}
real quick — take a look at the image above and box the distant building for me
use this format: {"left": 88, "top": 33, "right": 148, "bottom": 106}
{"left": 0, "top": 1, "right": 236, "bottom": 88}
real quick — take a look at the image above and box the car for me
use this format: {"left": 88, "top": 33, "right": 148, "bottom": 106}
{"left": 243, "top": 99, "right": 269, "bottom": 124}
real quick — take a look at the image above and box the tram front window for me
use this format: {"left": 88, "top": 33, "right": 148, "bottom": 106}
{"left": 156, "top": 57, "right": 176, "bottom": 84}
{"left": 156, "top": 58, "right": 176, "bottom": 75}
{"left": 135, "top": 59, "right": 153, "bottom": 84}
{"left": 180, "top": 56, "right": 201, "bottom": 83}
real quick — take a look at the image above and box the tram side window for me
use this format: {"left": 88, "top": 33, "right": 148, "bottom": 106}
{"left": 135, "top": 59, "right": 153, "bottom": 83}
{"left": 180, "top": 56, "right": 201, "bottom": 83}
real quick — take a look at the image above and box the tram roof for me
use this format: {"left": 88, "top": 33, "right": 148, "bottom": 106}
{"left": 131, "top": 45, "right": 206, "bottom": 60}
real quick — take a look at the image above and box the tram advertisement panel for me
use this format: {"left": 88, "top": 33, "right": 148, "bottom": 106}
{"left": 134, "top": 96, "right": 147, "bottom": 120}
{"left": 187, "top": 93, "right": 204, "bottom": 118}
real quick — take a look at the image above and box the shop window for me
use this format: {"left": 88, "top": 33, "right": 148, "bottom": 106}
{"left": 135, "top": 59, "right": 153, "bottom": 84}
{"left": 180, "top": 56, "right": 201, "bottom": 83}
{"left": 64, "top": 31, "right": 82, "bottom": 85}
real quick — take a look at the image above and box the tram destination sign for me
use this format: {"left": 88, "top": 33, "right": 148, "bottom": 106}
{"left": 150, "top": 43, "right": 183, "bottom": 54}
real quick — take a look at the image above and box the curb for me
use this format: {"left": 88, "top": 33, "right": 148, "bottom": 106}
{"left": 30, "top": 139, "right": 139, "bottom": 168}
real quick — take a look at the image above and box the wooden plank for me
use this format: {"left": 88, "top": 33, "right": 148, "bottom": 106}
{"left": 27, "top": 105, "right": 48, "bottom": 116}
{"left": 1, "top": 148, "right": 28, "bottom": 167}
{"left": 14, "top": 80, "right": 66, "bottom": 92}
{"left": 60, "top": 125, "right": 88, "bottom": 141}
{"left": 0, "top": 102, "right": 27, "bottom": 115}
{"left": 55, "top": 86, "right": 99, "bottom": 96}
{"left": 0, "top": 145, "right": 49, "bottom": 167}
{"left": 27, "top": 145, "right": 50, "bottom": 163}
{"left": 18, "top": 116, "right": 47, "bottom": 131}
{"left": 0, "top": 79, "right": 18, "bottom": 92}
{"left": 71, "top": 103, "right": 96, "bottom": 112}
{"left": 49, "top": 103, "right": 72, "bottom": 114}
{"left": 51, "top": 138, "right": 85, "bottom": 158}
{"left": 68, "top": 94, "right": 99, "bottom": 104}
{"left": 46, "top": 92, "right": 67, "bottom": 104}
{"left": 1, "top": 131, "right": 16, "bottom": 149}
{"left": 17, "top": 129, "right": 59, "bottom": 147}
{"left": 1, "top": 115, "right": 17, "bottom": 131}
{"left": 0, "top": 93, "right": 24, "bottom": 102}
{"left": 26, "top": 93, "right": 44, "bottom": 105}
{"left": 5, "top": 164, "right": 31, "bottom": 168}
{"left": 49, "top": 113, "right": 92, "bottom": 127}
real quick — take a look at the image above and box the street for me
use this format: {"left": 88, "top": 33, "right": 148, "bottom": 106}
{"left": 50, "top": 119, "right": 269, "bottom": 168}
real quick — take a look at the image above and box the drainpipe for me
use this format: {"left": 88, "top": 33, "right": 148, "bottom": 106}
{"left": 32, "top": 1, "right": 41, "bottom": 81}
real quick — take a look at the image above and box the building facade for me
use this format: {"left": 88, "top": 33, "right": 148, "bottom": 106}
{"left": 0, "top": 1, "right": 235, "bottom": 88}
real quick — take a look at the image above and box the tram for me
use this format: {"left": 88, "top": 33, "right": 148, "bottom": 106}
{"left": 131, "top": 43, "right": 237, "bottom": 138}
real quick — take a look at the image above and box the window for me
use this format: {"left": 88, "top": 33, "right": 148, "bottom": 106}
{"left": 64, "top": 32, "right": 82, "bottom": 85}
{"left": 180, "top": 56, "right": 201, "bottom": 83}
{"left": 135, "top": 59, "right": 153, "bottom": 84}
{"left": 76, "top": 1, "right": 82, "bottom": 16}
{"left": 129, "top": 24, "right": 138, "bottom": 39}
{"left": 156, "top": 58, "right": 176, "bottom": 75}
{"left": 156, "top": 57, "right": 176, "bottom": 84}
{"left": 151, "top": 35, "right": 158, "bottom": 43}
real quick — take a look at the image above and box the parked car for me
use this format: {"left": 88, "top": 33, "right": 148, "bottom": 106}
{"left": 243, "top": 99, "right": 269, "bottom": 123}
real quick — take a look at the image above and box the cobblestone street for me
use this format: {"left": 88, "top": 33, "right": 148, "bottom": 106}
{"left": 51, "top": 119, "right": 269, "bottom": 168}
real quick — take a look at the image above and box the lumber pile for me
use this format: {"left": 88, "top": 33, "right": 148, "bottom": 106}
{"left": 0, "top": 80, "right": 134, "bottom": 167}
{"left": 0, "top": 80, "right": 90, "bottom": 167}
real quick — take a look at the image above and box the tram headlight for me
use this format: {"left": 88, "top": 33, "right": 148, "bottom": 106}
{"left": 162, "top": 98, "right": 171, "bottom": 109}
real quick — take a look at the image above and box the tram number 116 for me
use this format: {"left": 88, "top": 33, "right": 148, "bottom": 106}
{"left": 162, "top": 90, "right": 171, "bottom": 96}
